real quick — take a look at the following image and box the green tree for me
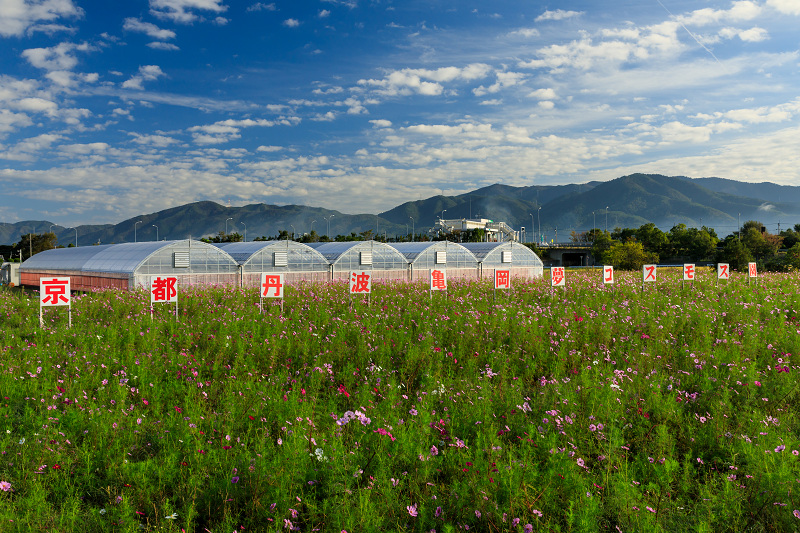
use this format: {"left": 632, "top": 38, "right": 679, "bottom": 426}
{"left": 635, "top": 223, "right": 668, "bottom": 256}
{"left": 200, "top": 231, "right": 243, "bottom": 243}
{"left": 590, "top": 231, "right": 614, "bottom": 265}
{"left": 604, "top": 241, "right": 659, "bottom": 271}
{"left": 13, "top": 232, "right": 57, "bottom": 260}
{"left": 718, "top": 238, "right": 754, "bottom": 272}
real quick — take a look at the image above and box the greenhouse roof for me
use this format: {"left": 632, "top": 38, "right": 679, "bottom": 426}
{"left": 390, "top": 241, "right": 477, "bottom": 262}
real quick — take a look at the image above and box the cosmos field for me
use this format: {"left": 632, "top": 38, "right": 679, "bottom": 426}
{"left": 1, "top": 269, "right": 799, "bottom": 532}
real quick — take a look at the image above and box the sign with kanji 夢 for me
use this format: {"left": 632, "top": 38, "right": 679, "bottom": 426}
{"left": 551, "top": 266, "right": 565, "bottom": 287}
{"left": 260, "top": 273, "right": 284, "bottom": 298}
{"left": 349, "top": 271, "right": 372, "bottom": 294}
{"left": 683, "top": 264, "right": 695, "bottom": 281}
{"left": 494, "top": 269, "right": 511, "bottom": 290}
{"left": 430, "top": 269, "right": 447, "bottom": 291}
{"left": 717, "top": 263, "right": 730, "bottom": 280}
{"left": 643, "top": 264, "right": 657, "bottom": 283}
{"left": 603, "top": 266, "right": 614, "bottom": 285}
{"left": 748, "top": 262, "right": 758, "bottom": 278}
{"left": 40, "top": 277, "right": 71, "bottom": 306}
{"left": 151, "top": 276, "right": 178, "bottom": 303}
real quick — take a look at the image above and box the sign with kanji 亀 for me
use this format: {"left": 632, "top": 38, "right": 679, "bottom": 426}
{"left": 603, "top": 266, "right": 614, "bottom": 285}
{"left": 39, "top": 277, "right": 71, "bottom": 328}
{"left": 150, "top": 275, "right": 178, "bottom": 320}
{"left": 260, "top": 273, "right": 284, "bottom": 313}
{"left": 551, "top": 266, "right": 565, "bottom": 287}
{"left": 430, "top": 269, "right": 447, "bottom": 292}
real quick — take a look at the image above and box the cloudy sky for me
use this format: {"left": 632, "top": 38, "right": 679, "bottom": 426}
{"left": 1, "top": 0, "right": 800, "bottom": 225}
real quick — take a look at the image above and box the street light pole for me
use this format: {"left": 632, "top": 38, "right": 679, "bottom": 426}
{"left": 537, "top": 207, "right": 541, "bottom": 244}
{"left": 225, "top": 217, "right": 233, "bottom": 236}
{"left": 240, "top": 221, "right": 246, "bottom": 242}
{"left": 310, "top": 220, "right": 316, "bottom": 236}
{"left": 409, "top": 216, "right": 415, "bottom": 242}
{"left": 605, "top": 206, "right": 608, "bottom": 234}
{"left": 152, "top": 225, "right": 159, "bottom": 241}
{"left": 134, "top": 220, "right": 143, "bottom": 243}
{"left": 290, "top": 224, "right": 296, "bottom": 241}
{"left": 324, "top": 215, "right": 334, "bottom": 240}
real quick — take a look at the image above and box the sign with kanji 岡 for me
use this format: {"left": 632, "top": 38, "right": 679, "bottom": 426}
{"left": 40, "top": 277, "right": 70, "bottom": 306}
{"left": 261, "top": 273, "right": 284, "bottom": 298}
{"left": 551, "top": 266, "right": 565, "bottom": 287}
{"left": 748, "top": 262, "right": 758, "bottom": 278}
{"left": 430, "top": 269, "right": 447, "bottom": 291}
{"left": 603, "top": 266, "right": 614, "bottom": 285}
{"left": 683, "top": 264, "right": 695, "bottom": 281}
{"left": 151, "top": 276, "right": 178, "bottom": 303}
{"left": 643, "top": 264, "right": 657, "bottom": 283}
{"left": 494, "top": 269, "right": 511, "bottom": 290}
{"left": 349, "top": 271, "right": 372, "bottom": 294}
{"left": 717, "top": 263, "right": 730, "bottom": 280}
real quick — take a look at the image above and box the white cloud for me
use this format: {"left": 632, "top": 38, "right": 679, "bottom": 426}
{"left": 737, "top": 27, "right": 769, "bottom": 42}
{"left": 358, "top": 64, "right": 491, "bottom": 96}
{"left": 150, "top": 0, "right": 228, "bottom": 24}
{"left": 319, "top": 9, "right": 330, "bottom": 18}
{"left": 507, "top": 28, "right": 539, "bottom": 38}
{"left": 537, "top": 101, "right": 555, "bottom": 110}
{"left": 535, "top": 10, "right": 583, "bottom": 22}
{"left": 123, "top": 17, "right": 176, "bottom": 40}
{"left": 767, "top": 0, "right": 800, "bottom": 15}
{"left": 0, "top": 109, "right": 33, "bottom": 135}
{"left": 283, "top": 18, "right": 300, "bottom": 28}
{"left": 528, "top": 88, "right": 557, "bottom": 100}
{"left": 129, "top": 132, "right": 179, "bottom": 147}
{"left": 147, "top": 42, "right": 180, "bottom": 50}
{"left": 369, "top": 119, "right": 392, "bottom": 128}
{"left": 0, "top": 0, "right": 83, "bottom": 37}
{"left": 472, "top": 71, "right": 526, "bottom": 96}
{"left": 247, "top": 2, "right": 276, "bottom": 12}
{"left": 15, "top": 97, "right": 58, "bottom": 115}
{"left": 21, "top": 42, "right": 93, "bottom": 72}
{"left": 678, "top": 1, "right": 762, "bottom": 26}
{"left": 257, "top": 145, "right": 283, "bottom": 152}
{"left": 122, "top": 65, "right": 167, "bottom": 89}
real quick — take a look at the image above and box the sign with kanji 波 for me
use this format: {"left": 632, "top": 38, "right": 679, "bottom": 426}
{"left": 261, "top": 273, "right": 284, "bottom": 298}
{"left": 551, "top": 266, "right": 565, "bottom": 287}
{"left": 683, "top": 264, "right": 695, "bottom": 281}
{"left": 717, "top": 263, "right": 730, "bottom": 280}
{"left": 603, "top": 266, "right": 614, "bottom": 285}
{"left": 643, "top": 264, "right": 657, "bottom": 283}
{"left": 494, "top": 269, "right": 511, "bottom": 290}
{"left": 349, "top": 271, "right": 372, "bottom": 294}
{"left": 430, "top": 269, "right": 447, "bottom": 291}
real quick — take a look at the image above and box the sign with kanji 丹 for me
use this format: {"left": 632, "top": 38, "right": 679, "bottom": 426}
{"left": 603, "top": 266, "right": 614, "bottom": 285}
{"left": 39, "top": 277, "right": 71, "bottom": 328}
{"left": 643, "top": 264, "right": 657, "bottom": 283}
{"left": 494, "top": 269, "right": 511, "bottom": 290}
{"left": 261, "top": 273, "right": 284, "bottom": 298}
{"left": 349, "top": 271, "right": 372, "bottom": 294}
{"left": 551, "top": 266, "right": 565, "bottom": 287}
{"left": 430, "top": 269, "right": 447, "bottom": 291}
{"left": 683, "top": 264, "right": 695, "bottom": 282}
{"left": 717, "top": 263, "right": 730, "bottom": 280}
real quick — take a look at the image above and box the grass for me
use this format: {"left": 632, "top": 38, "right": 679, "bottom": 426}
{"left": 0, "top": 269, "right": 799, "bottom": 532}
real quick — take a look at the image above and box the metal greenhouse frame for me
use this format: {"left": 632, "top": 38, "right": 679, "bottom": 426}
{"left": 390, "top": 241, "right": 480, "bottom": 282}
{"left": 218, "top": 241, "right": 330, "bottom": 286}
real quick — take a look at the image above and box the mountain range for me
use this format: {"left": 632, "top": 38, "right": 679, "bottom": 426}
{"left": 2, "top": 174, "right": 800, "bottom": 246}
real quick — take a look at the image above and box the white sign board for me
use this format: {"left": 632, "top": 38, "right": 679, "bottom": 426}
{"left": 551, "top": 266, "right": 565, "bottom": 287}
{"left": 494, "top": 269, "right": 511, "bottom": 290}
{"left": 683, "top": 264, "right": 695, "bottom": 281}
{"left": 603, "top": 266, "right": 614, "bottom": 285}
{"left": 260, "top": 273, "right": 284, "bottom": 298}
{"left": 151, "top": 276, "right": 178, "bottom": 303}
{"left": 717, "top": 263, "right": 730, "bottom": 280}
{"left": 430, "top": 269, "right": 447, "bottom": 291}
{"left": 40, "top": 277, "right": 71, "bottom": 306}
{"left": 643, "top": 264, "right": 657, "bottom": 283}
{"left": 349, "top": 271, "right": 372, "bottom": 294}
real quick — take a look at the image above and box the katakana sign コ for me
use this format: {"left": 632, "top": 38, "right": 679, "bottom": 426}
{"left": 603, "top": 266, "right": 614, "bottom": 285}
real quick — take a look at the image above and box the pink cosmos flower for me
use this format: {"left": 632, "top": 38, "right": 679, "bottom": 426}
{"left": 0, "top": 481, "right": 11, "bottom": 491}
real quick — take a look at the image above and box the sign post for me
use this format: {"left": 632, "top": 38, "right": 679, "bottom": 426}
{"left": 716, "top": 263, "right": 730, "bottom": 286}
{"left": 603, "top": 265, "right": 614, "bottom": 288}
{"left": 551, "top": 266, "right": 565, "bottom": 291}
{"left": 748, "top": 262, "right": 758, "bottom": 285}
{"left": 40, "top": 277, "right": 71, "bottom": 328}
{"left": 683, "top": 264, "right": 695, "bottom": 289}
{"left": 150, "top": 275, "right": 178, "bottom": 321}
{"left": 494, "top": 269, "right": 511, "bottom": 303}
{"left": 349, "top": 270, "right": 372, "bottom": 306}
{"left": 642, "top": 264, "right": 657, "bottom": 289}
{"left": 260, "top": 273, "right": 285, "bottom": 313}
{"left": 430, "top": 268, "right": 447, "bottom": 299}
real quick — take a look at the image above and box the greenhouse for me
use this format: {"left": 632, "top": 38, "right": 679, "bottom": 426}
{"left": 217, "top": 241, "right": 330, "bottom": 286}
{"left": 390, "top": 241, "right": 480, "bottom": 282}
{"left": 20, "top": 240, "right": 239, "bottom": 291}
{"left": 459, "top": 242, "right": 544, "bottom": 280}
{"left": 307, "top": 241, "right": 408, "bottom": 281}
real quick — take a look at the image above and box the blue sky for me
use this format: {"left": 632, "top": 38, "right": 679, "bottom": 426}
{"left": 1, "top": 0, "right": 800, "bottom": 225}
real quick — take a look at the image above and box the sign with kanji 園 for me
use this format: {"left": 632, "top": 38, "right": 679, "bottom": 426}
{"left": 260, "top": 273, "right": 284, "bottom": 298}
{"left": 717, "top": 263, "right": 730, "bottom": 280}
{"left": 643, "top": 264, "right": 657, "bottom": 283}
{"left": 151, "top": 276, "right": 178, "bottom": 303}
{"left": 748, "top": 262, "right": 758, "bottom": 278}
{"left": 430, "top": 269, "right": 447, "bottom": 291}
{"left": 603, "top": 266, "right": 614, "bottom": 285}
{"left": 494, "top": 269, "right": 511, "bottom": 290}
{"left": 40, "top": 277, "right": 71, "bottom": 306}
{"left": 349, "top": 271, "right": 372, "bottom": 294}
{"left": 551, "top": 266, "right": 565, "bottom": 287}
{"left": 683, "top": 264, "right": 695, "bottom": 281}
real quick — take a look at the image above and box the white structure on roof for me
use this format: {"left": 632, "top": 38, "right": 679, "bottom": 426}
{"left": 434, "top": 218, "right": 519, "bottom": 242}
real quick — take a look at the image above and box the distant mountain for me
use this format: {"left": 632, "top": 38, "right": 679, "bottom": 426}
{"left": 2, "top": 174, "right": 799, "bottom": 245}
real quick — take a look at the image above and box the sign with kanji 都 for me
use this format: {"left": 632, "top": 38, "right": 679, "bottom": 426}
{"left": 748, "top": 262, "right": 758, "bottom": 278}
{"left": 643, "top": 264, "right": 657, "bottom": 283}
{"left": 430, "top": 269, "right": 447, "bottom": 291}
{"left": 151, "top": 276, "right": 178, "bottom": 303}
{"left": 261, "top": 273, "right": 284, "bottom": 298}
{"left": 39, "top": 277, "right": 71, "bottom": 328}
{"left": 349, "top": 271, "right": 372, "bottom": 295}
{"left": 683, "top": 264, "right": 695, "bottom": 282}
{"left": 717, "top": 263, "right": 730, "bottom": 280}
{"left": 603, "top": 266, "right": 614, "bottom": 285}
{"left": 494, "top": 269, "right": 511, "bottom": 290}
{"left": 551, "top": 266, "right": 565, "bottom": 287}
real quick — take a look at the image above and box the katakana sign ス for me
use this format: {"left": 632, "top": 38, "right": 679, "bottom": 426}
{"left": 643, "top": 264, "right": 657, "bottom": 283}
{"left": 349, "top": 271, "right": 372, "bottom": 294}
{"left": 551, "top": 266, "right": 565, "bottom": 287}
{"left": 748, "top": 262, "right": 758, "bottom": 278}
{"left": 261, "top": 273, "right": 284, "bottom": 298}
{"left": 151, "top": 276, "right": 178, "bottom": 303}
{"left": 603, "top": 266, "right": 614, "bottom": 285}
{"left": 683, "top": 264, "right": 695, "bottom": 281}
{"left": 40, "top": 277, "right": 70, "bottom": 306}
{"left": 494, "top": 269, "right": 511, "bottom": 290}
{"left": 717, "top": 263, "right": 730, "bottom": 280}
{"left": 430, "top": 269, "right": 447, "bottom": 291}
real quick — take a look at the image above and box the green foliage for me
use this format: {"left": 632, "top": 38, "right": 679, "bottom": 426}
{"left": 604, "top": 240, "right": 659, "bottom": 270}
{"left": 718, "top": 238, "right": 754, "bottom": 271}
{"left": 200, "top": 231, "right": 243, "bottom": 243}
{"left": 13, "top": 232, "right": 57, "bottom": 260}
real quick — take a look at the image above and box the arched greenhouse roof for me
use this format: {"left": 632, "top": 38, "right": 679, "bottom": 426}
{"left": 459, "top": 242, "right": 543, "bottom": 267}
{"left": 306, "top": 241, "right": 408, "bottom": 271}
{"left": 217, "top": 241, "right": 329, "bottom": 272}
{"left": 389, "top": 241, "right": 479, "bottom": 269}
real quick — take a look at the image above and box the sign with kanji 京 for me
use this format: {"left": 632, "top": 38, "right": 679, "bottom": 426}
{"left": 261, "top": 273, "right": 284, "bottom": 298}
{"left": 349, "top": 271, "right": 372, "bottom": 294}
{"left": 643, "top": 264, "right": 657, "bottom": 283}
{"left": 150, "top": 275, "right": 179, "bottom": 321}
{"left": 683, "top": 264, "right": 695, "bottom": 282}
{"left": 39, "top": 277, "right": 71, "bottom": 328}
{"left": 717, "top": 263, "right": 730, "bottom": 280}
{"left": 430, "top": 269, "right": 447, "bottom": 291}
{"left": 551, "top": 266, "right": 565, "bottom": 287}
{"left": 603, "top": 266, "right": 614, "bottom": 285}
{"left": 494, "top": 269, "right": 511, "bottom": 290}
